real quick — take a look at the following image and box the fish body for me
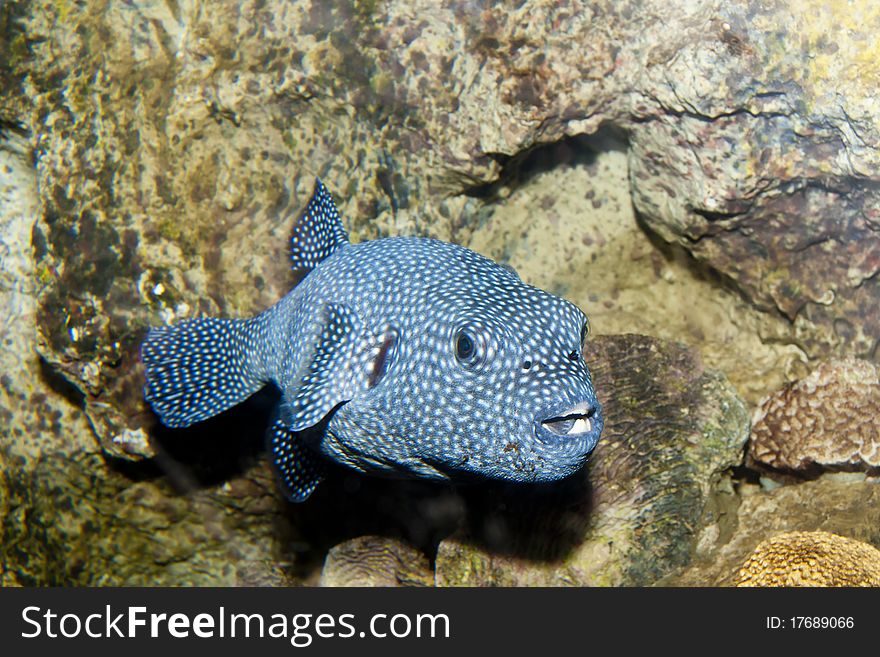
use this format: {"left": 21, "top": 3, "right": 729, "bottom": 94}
{"left": 142, "top": 180, "right": 603, "bottom": 501}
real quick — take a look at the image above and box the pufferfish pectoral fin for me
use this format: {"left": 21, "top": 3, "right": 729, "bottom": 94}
{"left": 284, "top": 302, "right": 364, "bottom": 432}
{"left": 289, "top": 178, "right": 350, "bottom": 272}
{"left": 268, "top": 415, "right": 325, "bottom": 502}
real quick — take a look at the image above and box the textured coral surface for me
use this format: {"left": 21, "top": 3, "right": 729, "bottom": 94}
{"left": 320, "top": 536, "right": 434, "bottom": 587}
{"left": 736, "top": 531, "right": 880, "bottom": 587}
{"left": 750, "top": 359, "right": 880, "bottom": 472}
{"left": 665, "top": 476, "right": 880, "bottom": 586}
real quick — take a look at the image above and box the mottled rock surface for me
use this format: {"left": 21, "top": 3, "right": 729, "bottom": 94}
{"left": 749, "top": 359, "right": 880, "bottom": 474}
{"left": 1, "top": 0, "right": 878, "bottom": 454}
{"left": 628, "top": 1, "right": 880, "bottom": 360}
{"left": 0, "top": 138, "right": 297, "bottom": 586}
{"left": 665, "top": 476, "right": 880, "bottom": 586}
{"left": 735, "top": 530, "right": 880, "bottom": 587}
{"left": 1, "top": 449, "right": 290, "bottom": 586}
{"left": 320, "top": 536, "right": 433, "bottom": 587}
{"left": 1, "top": 131, "right": 98, "bottom": 463}
{"left": 435, "top": 334, "right": 749, "bottom": 586}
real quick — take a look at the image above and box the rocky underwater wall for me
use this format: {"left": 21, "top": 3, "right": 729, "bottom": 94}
{"left": 1, "top": 0, "right": 878, "bottom": 586}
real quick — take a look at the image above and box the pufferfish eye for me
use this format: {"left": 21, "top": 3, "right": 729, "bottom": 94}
{"left": 580, "top": 318, "right": 591, "bottom": 350}
{"left": 454, "top": 328, "right": 484, "bottom": 366}
{"left": 567, "top": 320, "right": 591, "bottom": 362}
{"left": 456, "top": 332, "right": 475, "bottom": 361}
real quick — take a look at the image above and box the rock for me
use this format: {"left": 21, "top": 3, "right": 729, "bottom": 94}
{"left": 0, "top": 140, "right": 297, "bottom": 586}
{"left": 627, "top": 2, "right": 880, "bottom": 360}
{"left": 435, "top": 334, "right": 749, "bottom": 586}
{"left": 666, "top": 476, "right": 880, "bottom": 586}
{"left": 2, "top": 0, "right": 878, "bottom": 457}
{"left": 0, "top": 446, "right": 292, "bottom": 586}
{"left": 0, "top": 134, "right": 97, "bottom": 465}
{"left": 735, "top": 531, "right": 880, "bottom": 587}
{"left": 748, "top": 359, "right": 880, "bottom": 474}
{"left": 320, "top": 536, "right": 434, "bottom": 587}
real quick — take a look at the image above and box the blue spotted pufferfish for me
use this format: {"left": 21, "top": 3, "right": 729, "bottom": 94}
{"left": 141, "top": 179, "right": 604, "bottom": 501}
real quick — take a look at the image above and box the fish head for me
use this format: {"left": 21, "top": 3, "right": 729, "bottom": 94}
{"left": 323, "top": 240, "right": 603, "bottom": 484}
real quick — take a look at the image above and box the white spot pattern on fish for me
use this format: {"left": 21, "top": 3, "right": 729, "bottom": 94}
{"left": 141, "top": 179, "right": 604, "bottom": 501}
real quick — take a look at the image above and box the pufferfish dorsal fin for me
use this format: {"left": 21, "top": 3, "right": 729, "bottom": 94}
{"left": 268, "top": 416, "right": 326, "bottom": 502}
{"left": 290, "top": 178, "right": 350, "bottom": 271}
{"left": 283, "top": 302, "right": 364, "bottom": 432}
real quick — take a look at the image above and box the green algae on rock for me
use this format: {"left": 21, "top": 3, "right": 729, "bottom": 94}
{"left": 435, "top": 334, "right": 749, "bottom": 587}
{"left": 0, "top": 448, "right": 294, "bottom": 586}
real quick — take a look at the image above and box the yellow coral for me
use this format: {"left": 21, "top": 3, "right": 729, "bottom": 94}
{"left": 736, "top": 531, "right": 880, "bottom": 587}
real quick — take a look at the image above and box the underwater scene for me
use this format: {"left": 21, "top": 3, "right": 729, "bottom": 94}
{"left": 1, "top": 0, "right": 879, "bottom": 587}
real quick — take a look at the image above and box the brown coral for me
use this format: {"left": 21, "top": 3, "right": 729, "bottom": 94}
{"left": 320, "top": 536, "right": 434, "bottom": 587}
{"left": 749, "top": 359, "right": 880, "bottom": 473}
{"left": 735, "top": 531, "right": 880, "bottom": 587}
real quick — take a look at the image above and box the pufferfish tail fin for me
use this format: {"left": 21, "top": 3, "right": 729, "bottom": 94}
{"left": 289, "top": 178, "right": 350, "bottom": 272}
{"left": 141, "top": 315, "right": 269, "bottom": 428}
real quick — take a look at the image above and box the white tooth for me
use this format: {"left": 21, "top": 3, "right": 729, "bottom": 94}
{"left": 563, "top": 401, "right": 591, "bottom": 416}
{"left": 568, "top": 417, "right": 591, "bottom": 434}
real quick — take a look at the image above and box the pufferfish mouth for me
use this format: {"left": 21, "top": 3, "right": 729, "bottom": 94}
{"left": 540, "top": 400, "right": 597, "bottom": 436}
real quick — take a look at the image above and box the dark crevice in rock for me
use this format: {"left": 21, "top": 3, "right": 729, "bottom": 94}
{"left": 37, "top": 356, "right": 85, "bottom": 410}
{"left": 729, "top": 464, "right": 762, "bottom": 488}
{"left": 744, "top": 460, "right": 880, "bottom": 485}
{"left": 634, "top": 208, "right": 786, "bottom": 316}
{"left": 633, "top": 91, "right": 795, "bottom": 125}
{"left": 462, "top": 123, "right": 629, "bottom": 200}
{"left": 0, "top": 118, "right": 27, "bottom": 144}
{"left": 673, "top": 106, "right": 795, "bottom": 123}
{"left": 800, "top": 176, "right": 855, "bottom": 197}
{"left": 0, "top": 121, "right": 32, "bottom": 169}
{"left": 690, "top": 206, "right": 750, "bottom": 224}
